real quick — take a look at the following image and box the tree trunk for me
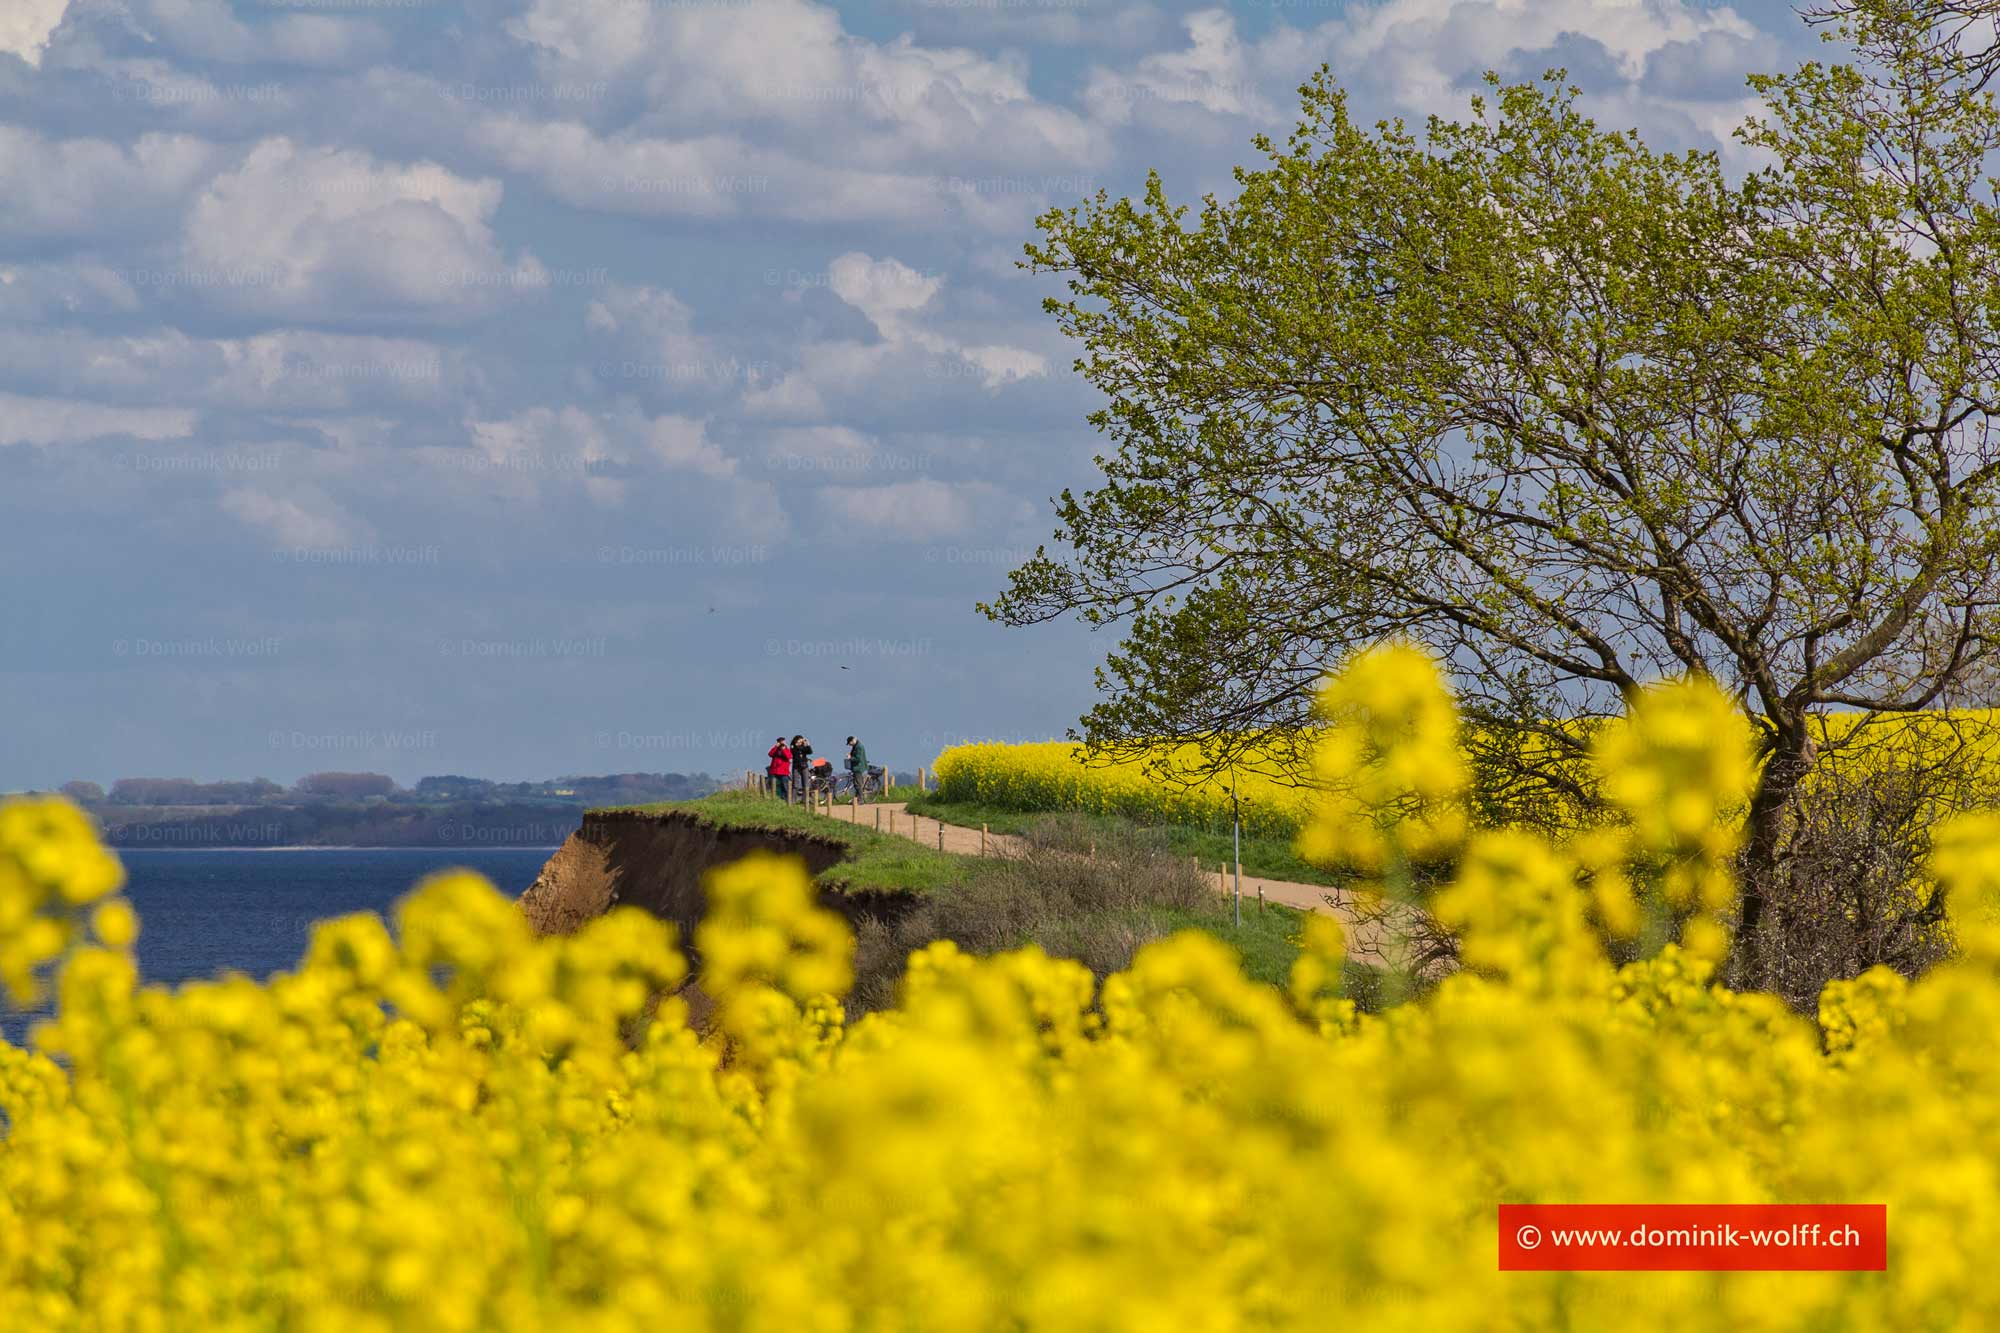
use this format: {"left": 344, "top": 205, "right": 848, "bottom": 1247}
{"left": 1731, "top": 734, "right": 1813, "bottom": 990}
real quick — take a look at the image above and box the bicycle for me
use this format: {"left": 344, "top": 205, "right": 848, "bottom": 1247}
{"left": 833, "top": 765, "right": 885, "bottom": 802}
{"left": 801, "top": 760, "right": 838, "bottom": 803}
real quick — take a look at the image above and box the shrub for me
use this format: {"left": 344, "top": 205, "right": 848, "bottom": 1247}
{"left": 850, "top": 815, "right": 1213, "bottom": 1013}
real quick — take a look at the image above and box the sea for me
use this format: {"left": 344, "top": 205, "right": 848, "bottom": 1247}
{"left": 3, "top": 846, "right": 557, "bottom": 1044}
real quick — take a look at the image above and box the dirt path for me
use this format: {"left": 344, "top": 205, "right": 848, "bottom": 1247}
{"left": 808, "top": 800, "right": 1393, "bottom": 949}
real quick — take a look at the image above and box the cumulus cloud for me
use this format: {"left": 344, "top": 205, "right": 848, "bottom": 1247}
{"left": 465, "top": 404, "right": 735, "bottom": 507}
{"left": 748, "top": 251, "right": 1046, "bottom": 415}
{"left": 0, "top": 126, "right": 218, "bottom": 244}
{"left": 471, "top": 114, "right": 1060, "bottom": 234}
{"left": 0, "top": 0, "right": 68, "bottom": 69}
{"left": 1084, "top": 9, "right": 1281, "bottom": 125}
{"left": 0, "top": 262, "right": 142, "bottom": 321}
{"left": 219, "top": 488, "right": 359, "bottom": 549}
{"left": 644, "top": 413, "right": 733, "bottom": 476}
{"left": 880, "top": 0, "right": 1169, "bottom": 53}
{"left": 1319, "top": 0, "right": 1759, "bottom": 117}
{"left": 1643, "top": 28, "right": 1781, "bottom": 102}
{"left": 814, "top": 477, "right": 981, "bottom": 540}
{"left": 483, "top": 0, "right": 1102, "bottom": 235}
{"left": 0, "top": 390, "right": 194, "bottom": 445}
{"left": 505, "top": 0, "right": 1097, "bottom": 160}
{"left": 828, "top": 253, "right": 943, "bottom": 340}
{"left": 582, "top": 284, "right": 742, "bottom": 401}
{"left": 179, "top": 138, "right": 542, "bottom": 324}
{"left": 52, "top": 0, "right": 386, "bottom": 69}
{"left": 0, "top": 325, "right": 454, "bottom": 414}
{"left": 1078, "top": 0, "right": 1767, "bottom": 142}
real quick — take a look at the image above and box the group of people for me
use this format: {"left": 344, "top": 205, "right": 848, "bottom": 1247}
{"left": 764, "top": 733, "right": 872, "bottom": 803}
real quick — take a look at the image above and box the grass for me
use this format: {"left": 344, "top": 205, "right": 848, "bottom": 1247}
{"left": 611, "top": 790, "right": 975, "bottom": 896}
{"left": 1145, "top": 901, "right": 1304, "bottom": 987}
{"left": 903, "top": 795, "right": 1347, "bottom": 888}
{"left": 615, "top": 792, "right": 1391, "bottom": 1010}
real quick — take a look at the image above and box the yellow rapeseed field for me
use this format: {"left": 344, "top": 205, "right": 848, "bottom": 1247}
{"left": 4, "top": 648, "right": 1999, "bottom": 1328}
{"left": 932, "top": 707, "right": 2000, "bottom": 840}
{"left": 931, "top": 740, "right": 1318, "bottom": 837}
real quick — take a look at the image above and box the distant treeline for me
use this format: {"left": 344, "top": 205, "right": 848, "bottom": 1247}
{"left": 92, "top": 801, "right": 605, "bottom": 849}
{"left": 55, "top": 771, "right": 719, "bottom": 808}
{"left": 34, "top": 771, "right": 722, "bottom": 847}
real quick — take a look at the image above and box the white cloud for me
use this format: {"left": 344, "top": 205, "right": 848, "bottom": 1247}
{"left": 212, "top": 332, "right": 450, "bottom": 410}
{"left": 505, "top": 0, "right": 1098, "bottom": 161}
{"left": 1084, "top": 9, "right": 1280, "bottom": 125}
{"left": 882, "top": 0, "right": 1169, "bottom": 53}
{"left": 180, "top": 138, "right": 540, "bottom": 323}
{"left": 0, "top": 263, "right": 142, "bottom": 323}
{"left": 763, "top": 423, "right": 877, "bottom": 473}
{"left": 645, "top": 413, "right": 733, "bottom": 478}
{"left": 486, "top": 0, "right": 1101, "bottom": 233}
{"left": 958, "top": 344, "right": 1047, "bottom": 386}
{"left": 0, "top": 127, "right": 218, "bottom": 244}
{"left": 740, "top": 372, "right": 828, "bottom": 420}
{"left": 219, "top": 488, "right": 359, "bottom": 549}
{"left": 0, "top": 390, "right": 194, "bottom": 445}
{"left": 53, "top": 0, "right": 385, "bottom": 69}
{"left": 772, "top": 424, "right": 874, "bottom": 458}
{"left": 1336, "top": 0, "right": 1752, "bottom": 91}
{"left": 0, "top": 0, "right": 68, "bottom": 69}
{"left": 815, "top": 478, "right": 979, "bottom": 539}
{"left": 1318, "top": 0, "right": 1757, "bottom": 121}
{"left": 584, "top": 284, "right": 733, "bottom": 397}
{"left": 0, "top": 324, "right": 452, "bottom": 413}
{"left": 465, "top": 404, "right": 735, "bottom": 506}
{"left": 822, "top": 250, "right": 1045, "bottom": 387}
{"left": 741, "top": 251, "right": 1046, "bottom": 422}
{"left": 828, "top": 253, "right": 943, "bottom": 339}
{"left": 1079, "top": 1, "right": 1765, "bottom": 142}
{"left": 473, "top": 115, "right": 1049, "bottom": 233}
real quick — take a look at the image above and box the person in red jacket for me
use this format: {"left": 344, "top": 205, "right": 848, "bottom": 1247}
{"left": 766, "top": 736, "right": 793, "bottom": 800}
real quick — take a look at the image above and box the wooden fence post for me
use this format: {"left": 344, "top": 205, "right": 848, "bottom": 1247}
{"left": 937, "top": 823, "right": 943, "bottom": 852}
{"left": 874, "top": 807, "right": 881, "bottom": 832}
{"left": 981, "top": 824, "right": 987, "bottom": 855}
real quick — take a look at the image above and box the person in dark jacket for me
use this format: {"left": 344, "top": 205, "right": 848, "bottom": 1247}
{"left": 791, "top": 736, "right": 814, "bottom": 803}
{"left": 845, "top": 736, "right": 869, "bottom": 803}
{"left": 766, "top": 736, "right": 792, "bottom": 800}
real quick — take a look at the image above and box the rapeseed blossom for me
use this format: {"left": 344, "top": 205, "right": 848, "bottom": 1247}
{"left": 931, "top": 741, "right": 1317, "bottom": 837}
{"left": 3, "top": 654, "right": 1999, "bottom": 1329}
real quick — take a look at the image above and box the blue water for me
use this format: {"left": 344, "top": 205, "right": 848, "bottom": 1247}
{"left": 4, "top": 847, "right": 557, "bottom": 1043}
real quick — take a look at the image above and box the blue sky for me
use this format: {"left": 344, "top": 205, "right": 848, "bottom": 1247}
{"left": 1, "top": 0, "right": 1816, "bottom": 788}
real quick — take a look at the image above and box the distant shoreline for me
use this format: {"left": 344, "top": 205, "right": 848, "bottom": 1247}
{"left": 115, "top": 845, "right": 566, "bottom": 853}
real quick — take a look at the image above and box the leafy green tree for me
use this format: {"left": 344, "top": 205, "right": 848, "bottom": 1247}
{"left": 990, "top": 1, "right": 2000, "bottom": 984}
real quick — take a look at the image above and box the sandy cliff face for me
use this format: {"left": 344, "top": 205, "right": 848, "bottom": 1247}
{"left": 518, "top": 808, "right": 872, "bottom": 939}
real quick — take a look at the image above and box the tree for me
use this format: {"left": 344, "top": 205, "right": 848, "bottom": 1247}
{"left": 60, "top": 781, "right": 104, "bottom": 804}
{"left": 989, "top": 1, "right": 2000, "bottom": 986}
{"left": 295, "top": 772, "right": 397, "bottom": 800}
